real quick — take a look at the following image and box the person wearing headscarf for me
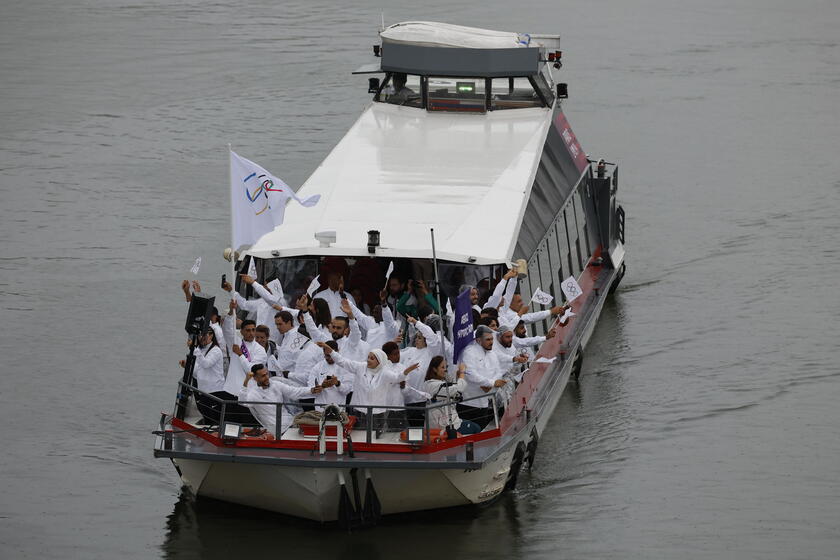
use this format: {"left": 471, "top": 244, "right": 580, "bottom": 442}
{"left": 317, "top": 343, "right": 418, "bottom": 431}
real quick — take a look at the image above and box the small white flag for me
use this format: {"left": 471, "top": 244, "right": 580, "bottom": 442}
{"left": 534, "top": 356, "right": 556, "bottom": 364}
{"left": 247, "top": 257, "right": 257, "bottom": 279}
{"left": 446, "top": 298, "right": 454, "bottom": 317}
{"left": 267, "top": 279, "right": 284, "bottom": 302}
{"left": 559, "top": 308, "right": 576, "bottom": 324}
{"left": 561, "top": 276, "right": 583, "bottom": 302}
{"left": 384, "top": 260, "right": 394, "bottom": 281}
{"left": 530, "top": 287, "right": 553, "bottom": 306}
{"left": 190, "top": 257, "right": 201, "bottom": 275}
{"left": 306, "top": 275, "right": 321, "bottom": 297}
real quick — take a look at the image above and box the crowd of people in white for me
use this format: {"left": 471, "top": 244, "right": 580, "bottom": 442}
{"left": 179, "top": 265, "right": 570, "bottom": 438}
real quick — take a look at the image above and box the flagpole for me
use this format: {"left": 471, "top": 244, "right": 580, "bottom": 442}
{"left": 430, "top": 228, "right": 457, "bottom": 439}
{"left": 228, "top": 144, "right": 240, "bottom": 346}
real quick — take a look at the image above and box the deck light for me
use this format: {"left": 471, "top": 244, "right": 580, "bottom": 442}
{"left": 315, "top": 230, "right": 336, "bottom": 248}
{"left": 548, "top": 52, "right": 556, "bottom": 62}
{"left": 407, "top": 427, "right": 424, "bottom": 443}
{"left": 368, "top": 77, "right": 380, "bottom": 93}
{"left": 367, "top": 230, "right": 380, "bottom": 254}
{"left": 556, "top": 83, "right": 568, "bottom": 99}
{"left": 221, "top": 422, "right": 242, "bottom": 440}
{"left": 373, "top": 44, "right": 381, "bottom": 57}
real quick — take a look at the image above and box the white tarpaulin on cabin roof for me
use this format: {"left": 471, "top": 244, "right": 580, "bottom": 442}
{"left": 380, "top": 21, "right": 532, "bottom": 49}
{"left": 248, "top": 102, "right": 553, "bottom": 264}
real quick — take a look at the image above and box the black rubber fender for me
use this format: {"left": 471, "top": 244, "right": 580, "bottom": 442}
{"left": 505, "top": 441, "right": 528, "bottom": 491}
{"left": 608, "top": 262, "right": 626, "bottom": 294}
{"left": 525, "top": 427, "right": 539, "bottom": 469}
{"left": 571, "top": 350, "right": 584, "bottom": 380}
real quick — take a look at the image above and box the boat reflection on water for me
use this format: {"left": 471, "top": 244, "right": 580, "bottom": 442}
{"left": 161, "top": 491, "right": 524, "bottom": 559}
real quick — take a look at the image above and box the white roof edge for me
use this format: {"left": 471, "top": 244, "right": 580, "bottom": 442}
{"left": 244, "top": 245, "right": 508, "bottom": 266}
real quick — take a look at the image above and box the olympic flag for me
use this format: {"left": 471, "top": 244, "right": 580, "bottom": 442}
{"left": 230, "top": 150, "right": 321, "bottom": 249}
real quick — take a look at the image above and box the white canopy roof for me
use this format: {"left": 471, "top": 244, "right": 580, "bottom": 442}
{"left": 379, "top": 21, "right": 560, "bottom": 51}
{"left": 248, "top": 102, "right": 553, "bottom": 265}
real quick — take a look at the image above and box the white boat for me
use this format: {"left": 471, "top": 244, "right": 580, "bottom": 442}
{"left": 154, "top": 21, "right": 625, "bottom": 527}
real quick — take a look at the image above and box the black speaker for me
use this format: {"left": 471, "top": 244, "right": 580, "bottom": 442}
{"left": 185, "top": 292, "right": 216, "bottom": 336}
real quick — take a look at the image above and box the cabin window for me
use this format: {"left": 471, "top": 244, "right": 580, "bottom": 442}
{"left": 426, "top": 77, "right": 487, "bottom": 113}
{"left": 489, "top": 77, "right": 544, "bottom": 110}
{"left": 262, "top": 258, "right": 319, "bottom": 301}
{"left": 377, "top": 73, "right": 423, "bottom": 108}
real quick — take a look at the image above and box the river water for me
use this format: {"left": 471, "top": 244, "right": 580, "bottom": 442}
{"left": 1, "top": 0, "right": 838, "bottom": 558}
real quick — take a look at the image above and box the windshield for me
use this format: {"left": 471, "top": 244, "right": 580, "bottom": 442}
{"left": 374, "top": 73, "right": 552, "bottom": 112}
{"left": 427, "top": 77, "right": 487, "bottom": 113}
{"left": 379, "top": 73, "right": 423, "bottom": 107}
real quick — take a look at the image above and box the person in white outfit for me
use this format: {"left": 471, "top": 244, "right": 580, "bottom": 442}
{"left": 458, "top": 325, "right": 527, "bottom": 429}
{"left": 318, "top": 344, "right": 417, "bottom": 433}
{"left": 313, "top": 271, "right": 357, "bottom": 319}
{"left": 306, "top": 340, "right": 353, "bottom": 408}
{"left": 423, "top": 357, "right": 481, "bottom": 435}
{"left": 239, "top": 364, "right": 318, "bottom": 436}
{"left": 347, "top": 288, "right": 399, "bottom": 351}
{"left": 178, "top": 329, "right": 226, "bottom": 423}
{"left": 223, "top": 274, "right": 284, "bottom": 343}
{"left": 513, "top": 320, "right": 556, "bottom": 360}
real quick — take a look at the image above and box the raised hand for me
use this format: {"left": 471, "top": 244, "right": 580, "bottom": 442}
{"left": 379, "top": 287, "right": 387, "bottom": 302}
{"left": 296, "top": 294, "right": 309, "bottom": 311}
{"left": 239, "top": 273, "right": 255, "bottom": 285}
{"left": 550, "top": 304, "right": 568, "bottom": 316}
{"left": 403, "top": 363, "right": 420, "bottom": 376}
{"left": 315, "top": 341, "right": 333, "bottom": 354}
{"left": 546, "top": 327, "right": 557, "bottom": 340}
{"left": 222, "top": 280, "right": 233, "bottom": 292}
{"left": 416, "top": 280, "right": 428, "bottom": 296}
{"left": 231, "top": 344, "right": 243, "bottom": 356}
{"left": 191, "top": 280, "right": 201, "bottom": 293}
{"left": 517, "top": 305, "right": 530, "bottom": 316}
{"left": 392, "top": 329, "right": 404, "bottom": 344}
{"left": 406, "top": 316, "right": 417, "bottom": 325}
{"left": 181, "top": 280, "right": 191, "bottom": 301}
{"left": 340, "top": 298, "right": 353, "bottom": 318}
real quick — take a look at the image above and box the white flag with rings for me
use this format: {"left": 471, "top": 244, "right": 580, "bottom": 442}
{"left": 230, "top": 149, "right": 321, "bottom": 250}
{"left": 561, "top": 276, "right": 583, "bottom": 302}
{"left": 530, "top": 287, "right": 553, "bottom": 306}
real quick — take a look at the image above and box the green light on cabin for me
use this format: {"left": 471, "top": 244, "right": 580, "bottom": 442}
{"left": 456, "top": 82, "right": 475, "bottom": 94}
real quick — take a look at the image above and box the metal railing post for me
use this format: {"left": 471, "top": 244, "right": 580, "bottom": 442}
{"left": 491, "top": 396, "right": 499, "bottom": 428}
{"left": 366, "top": 406, "right": 373, "bottom": 444}
{"left": 424, "top": 401, "right": 431, "bottom": 445}
{"left": 275, "top": 403, "right": 282, "bottom": 439}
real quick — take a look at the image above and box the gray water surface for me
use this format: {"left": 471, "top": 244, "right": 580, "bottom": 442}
{"left": 1, "top": 1, "right": 839, "bottom": 558}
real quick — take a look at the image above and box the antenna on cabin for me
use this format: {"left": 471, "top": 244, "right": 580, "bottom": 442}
{"left": 380, "top": 12, "right": 385, "bottom": 31}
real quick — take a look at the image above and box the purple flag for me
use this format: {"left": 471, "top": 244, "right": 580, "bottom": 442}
{"left": 453, "top": 288, "right": 474, "bottom": 364}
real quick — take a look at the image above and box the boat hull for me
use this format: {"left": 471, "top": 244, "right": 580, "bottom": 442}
{"left": 173, "top": 445, "right": 519, "bottom": 522}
